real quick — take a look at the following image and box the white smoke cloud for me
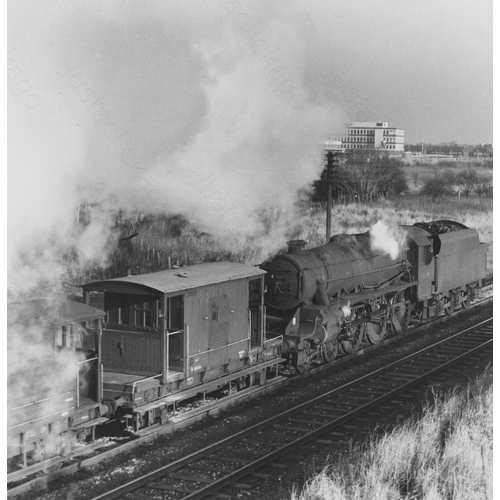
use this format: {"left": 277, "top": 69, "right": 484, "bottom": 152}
{"left": 7, "top": 315, "right": 89, "bottom": 460}
{"left": 8, "top": 0, "right": 348, "bottom": 295}
{"left": 370, "top": 221, "right": 407, "bottom": 260}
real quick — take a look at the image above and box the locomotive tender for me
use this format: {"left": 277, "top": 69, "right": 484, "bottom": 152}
{"left": 262, "top": 220, "right": 488, "bottom": 372}
{"left": 7, "top": 220, "right": 488, "bottom": 479}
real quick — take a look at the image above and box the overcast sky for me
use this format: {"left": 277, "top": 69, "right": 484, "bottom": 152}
{"left": 8, "top": 0, "right": 492, "bottom": 146}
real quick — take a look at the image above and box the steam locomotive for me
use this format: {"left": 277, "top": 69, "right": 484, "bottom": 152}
{"left": 7, "top": 220, "right": 488, "bottom": 480}
{"left": 262, "top": 220, "right": 488, "bottom": 372}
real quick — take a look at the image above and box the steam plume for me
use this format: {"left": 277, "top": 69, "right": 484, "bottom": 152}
{"left": 370, "top": 221, "right": 406, "bottom": 260}
{"left": 8, "top": 0, "right": 348, "bottom": 296}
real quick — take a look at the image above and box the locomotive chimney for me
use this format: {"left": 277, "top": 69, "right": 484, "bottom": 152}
{"left": 287, "top": 240, "right": 307, "bottom": 253}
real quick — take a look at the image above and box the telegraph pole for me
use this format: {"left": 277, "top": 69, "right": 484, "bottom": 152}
{"left": 326, "top": 150, "right": 334, "bottom": 240}
{"left": 325, "top": 149, "right": 341, "bottom": 241}
{"left": 322, "top": 140, "right": 343, "bottom": 241}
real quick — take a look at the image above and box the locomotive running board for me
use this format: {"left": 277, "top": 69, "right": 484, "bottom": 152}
{"left": 340, "top": 281, "right": 415, "bottom": 303}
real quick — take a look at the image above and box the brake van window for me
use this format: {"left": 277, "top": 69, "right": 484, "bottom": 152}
{"left": 105, "top": 293, "right": 161, "bottom": 330}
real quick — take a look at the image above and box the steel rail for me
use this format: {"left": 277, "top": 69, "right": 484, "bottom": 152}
{"left": 90, "top": 317, "right": 492, "bottom": 500}
{"left": 183, "top": 337, "right": 492, "bottom": 500}
{"left": 8, "top": 293, "right": 492, "bottom": 498}
{"left": 8, "top": 293, "right": 492, "bottom": 496}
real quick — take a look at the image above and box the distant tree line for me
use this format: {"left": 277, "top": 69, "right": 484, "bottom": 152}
{"left": 313, "top": 155, "right": 492, "bottom": 203}
{"left": 313, "top": 154, "right": 408, "bottom": 202}
{"left": 421, "top": 169, "right": 493, "bottom": 201}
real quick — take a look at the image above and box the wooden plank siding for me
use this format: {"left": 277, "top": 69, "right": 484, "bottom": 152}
{"left": 181, "top": 278, "right": 252, "bottom": 385}
{"left": 101, "top": 330, "right": 162, "bottom": 376}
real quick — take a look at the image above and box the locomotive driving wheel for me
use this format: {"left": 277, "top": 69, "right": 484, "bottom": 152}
{"left": 339, "top": 324, "right": 363, "bottom": 355}
{"left": 294, "top": 356, "right": 311, "bottom": 374}
{"left": 294, "top": 344, "right": 312, "bottom": 374}
{"left": 389, "top": 291, "right": 411, "bottom": 334}
{"left": 363, "top": 310, "right": 388, "bottom": 345}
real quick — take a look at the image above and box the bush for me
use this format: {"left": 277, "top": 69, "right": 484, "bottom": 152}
{"left": 456, "top": 169, "right": 479, "bottom": 198}
{"left": 475, "top": 180, "right": 493, "bottom": 198}
{"left": 313, "top": 154, "right": 408, "bottom": 202}
{"left": 436, "top": 160, "right": 457, "bottom": 168}
{"left": 420, "top": 171, "right": 456, "bottom": 201}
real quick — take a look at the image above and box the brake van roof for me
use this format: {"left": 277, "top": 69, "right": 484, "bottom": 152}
{"left": 82, "top": 262, "right": 266, "bottom": 295}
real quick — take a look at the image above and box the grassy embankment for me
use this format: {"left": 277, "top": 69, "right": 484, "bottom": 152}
{"left": 290, "top": 366, "right": 493, "bottom": 500}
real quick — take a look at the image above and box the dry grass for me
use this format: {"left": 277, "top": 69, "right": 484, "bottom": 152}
{"left": 304, "top": 197, "right": 491, "bottom": 241}
{"left": 92, "top": 193, "right": 492, "bottom": 282}
{"left": 290, "top": 367, "right": 493, "bottom": 500}
{"left": 101, "top": 215, "right": 268, "bottom": 278}
{"left": 280, "top": 196, "right": 493, "bottom": 270}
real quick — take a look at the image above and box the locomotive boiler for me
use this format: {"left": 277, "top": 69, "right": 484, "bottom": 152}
{"left": 263, "top": 233, "right": 407, "bottom": 311}
{"left": 262, "top": 231, "right": 412, "bottom": 371}
{"left": 262, "top": 220, "right": 488, "bottom": 372}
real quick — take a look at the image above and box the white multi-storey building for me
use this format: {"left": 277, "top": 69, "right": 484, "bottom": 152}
{"left": 327, "top": 121, "right": 405, "bottom": 152}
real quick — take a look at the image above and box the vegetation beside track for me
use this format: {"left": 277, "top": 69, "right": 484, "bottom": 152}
{"left": 291, "top": 365, "right": 493, "bottom": 500}
{"left": 67, "top": 194, "right": 492, "bottom": 289}
{"left": 9, "top": 180, "right": 492, "bottom": 302}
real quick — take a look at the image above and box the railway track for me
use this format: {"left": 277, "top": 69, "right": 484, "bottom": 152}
{"left": 8, "top": 293, "right": 492, "bottom": 499}
{"left": 88, "top": 317, "right": 493, "bottom": 500}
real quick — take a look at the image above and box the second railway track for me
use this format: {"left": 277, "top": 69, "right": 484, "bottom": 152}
{"left": 90, "top": 317, "right": 493, "bottom": 500}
